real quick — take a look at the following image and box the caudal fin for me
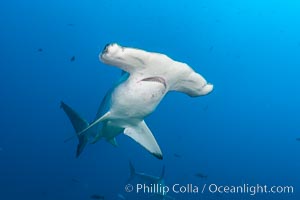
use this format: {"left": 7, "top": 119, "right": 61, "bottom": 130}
{"left": 60, "top": 101, "right": 89, "bottom": 157}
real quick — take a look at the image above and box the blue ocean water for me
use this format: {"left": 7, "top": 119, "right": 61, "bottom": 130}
{"left": 1, "top": 0, "right": 300, "bottom": 199}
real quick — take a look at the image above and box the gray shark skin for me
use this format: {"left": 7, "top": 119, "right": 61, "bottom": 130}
{"left": 62, "top": 43, "right": 213, "bottom": 159}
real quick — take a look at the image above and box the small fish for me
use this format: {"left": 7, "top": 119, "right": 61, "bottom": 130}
{"left": 37, "top": 48, "right": 43, "bottom": 52}
{"left": 67, "top": 23, "right": 75, "bottom": 27}
{"left": 71, "top": 178, "right": 79, "bottom": 183}
{"left": 174, "top": 153, "right": 181, "bottom": 158}
{"left": 90, "top": 194, "right": 104, "bottom": 199}
{"left": 235, "top": 55, "right": 241, "bottom": 59}
{"left": 195, "top": 173, "right": 208, "bottom": 179}
{"left": 202, "top": 105, "right": 209, "bottom": 111}
{"left": 296, "top": 138, "right": 300, "bottom": 141}
{"left": 209, "top": 46, "right": 214, "bottom": 52}
{"left": 70, "top": 56, "right": 75, "bottom": 62}
{"left": 41, "top": 191, "right": 47, "bottom": 196}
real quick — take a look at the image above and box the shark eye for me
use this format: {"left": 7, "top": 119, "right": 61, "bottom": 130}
{"left": 102, "top": 43, "right": 110, "bottom": 54}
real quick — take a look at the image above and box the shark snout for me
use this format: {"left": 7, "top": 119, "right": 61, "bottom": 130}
{"left": 202, "top": 83, "right": 214, "bottom": 95}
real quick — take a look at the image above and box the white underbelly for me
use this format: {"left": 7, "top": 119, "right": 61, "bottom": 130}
{"left": 110, "top": 79, "right": 167, "bottom": 119}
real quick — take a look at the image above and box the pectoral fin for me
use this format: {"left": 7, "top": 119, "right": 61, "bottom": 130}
{"left": 124, "top": 121, "right": 163, "bottom": 159}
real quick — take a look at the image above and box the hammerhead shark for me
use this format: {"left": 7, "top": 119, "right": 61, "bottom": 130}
{"left": 61, "top": 43, "right": 213, "bottom": 159}
{"left": 128, "top": 161, "right": 174, "bottom": 200}
{"left": 128, "top": 161, "right": 165, "bottom": 185}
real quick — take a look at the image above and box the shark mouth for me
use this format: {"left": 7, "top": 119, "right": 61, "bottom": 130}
{"left": 141, "top": 76, "right": 167, "bottom": 89}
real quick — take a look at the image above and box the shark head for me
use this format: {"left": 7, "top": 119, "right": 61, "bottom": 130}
{"left": 100, "top": 43, "right": 213, "bottom": 97}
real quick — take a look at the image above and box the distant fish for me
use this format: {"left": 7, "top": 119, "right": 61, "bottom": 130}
{"left": 195, "top": 173, "right": 208, "bottom": 179}
{"left": 202, "top": 105, "right": 209, "bottom": 111}
{"left": 71, "top": 178, "right": 80, "bottom": 183}
{"left": 41, "top": 191, "right": 47, "bottom": 197}
{"left": 67, "top": 23, "right": 75, "bottom": 27}
{"left": 37, "top": 48, "right": 43, "bottom": 52}
{"left": 70, "top": 56, "right": 75, "bottom": 62}
{"left": 296, "top": 138, "right": 300, "bottom": 141}
{"left": 0, "top": 147, "right": 3, "bottom": 152}
{"left": 90, "top": 194, "right": 104, "bottom": 199}
{"left": 173, "top": 153, "right": 181, "bottom": 158}
{"left": 209, "top": 46, "right": 214, "bottom": 52}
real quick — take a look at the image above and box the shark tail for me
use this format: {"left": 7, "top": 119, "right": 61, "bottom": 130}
{"left": 60, "top": 101, "right": 90, "bottom": 157}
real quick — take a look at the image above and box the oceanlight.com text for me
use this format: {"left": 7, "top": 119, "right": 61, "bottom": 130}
{"left": 205, "top": 183, "right": 294, "bottom": 195}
